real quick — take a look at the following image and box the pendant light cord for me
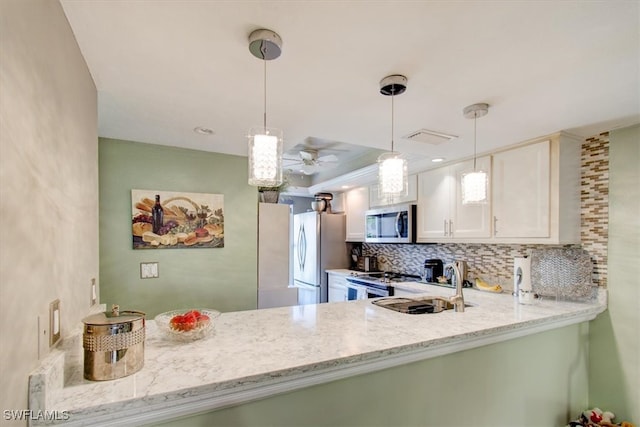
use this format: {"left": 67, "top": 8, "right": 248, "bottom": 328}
{"left": 263, "top": 59, "right": 267, "bottom": 131}
{"left": 473, "top": 113, "right": 477, "bottom": 171}
{"left": 391, "top": 92, "right": 395, "bottom": 153}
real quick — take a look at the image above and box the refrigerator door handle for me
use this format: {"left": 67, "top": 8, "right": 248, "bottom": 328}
{"left": 298, "top": 223, "right": 306, "bottom": 271}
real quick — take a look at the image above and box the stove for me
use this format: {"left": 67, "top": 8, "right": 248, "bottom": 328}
{"left": 362, "top": 272, "right": 422, "bottom": 283}
{"left": 345, "top": 272, "right": 422, "bottom": 299}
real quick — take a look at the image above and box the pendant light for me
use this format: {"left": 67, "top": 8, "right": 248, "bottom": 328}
{"left": 461, "top": 103, "right": 489, "bottom": 204}
{"left": 247, "top": 29, "right": 284, "bottom": 187}
{"left": 377, "top": 75, "right": 408, "bottom": 200}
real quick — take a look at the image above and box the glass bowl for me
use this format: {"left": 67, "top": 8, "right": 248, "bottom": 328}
{"left": 154, "top": 309, "right": 220, "bottom": 341}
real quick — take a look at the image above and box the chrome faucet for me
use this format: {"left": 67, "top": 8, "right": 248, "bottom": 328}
{"left": 444, "top": 263, "right": 465, "bottom": 312}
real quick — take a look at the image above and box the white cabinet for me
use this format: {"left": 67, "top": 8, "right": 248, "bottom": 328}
{"left": 492, "top": 140, "right": 550, "bottom": 238}
{"left": 369, "top": 174, "right": 418, "bottom": 208}
{"left": 328, "top": 273, "right": 348, "bottom": 302}
{"left": 344, "top": 187, "right": 369, "bottom": 242}
{"left": 416, "top": 156, "right": 492, "bottom": 242}
{"left": 491, "top": 134, "right": 581, "bottom": 244}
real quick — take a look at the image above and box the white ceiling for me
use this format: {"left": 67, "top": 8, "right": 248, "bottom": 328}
{"left": 61, "top": 0, "right": 639, "bottom": 184}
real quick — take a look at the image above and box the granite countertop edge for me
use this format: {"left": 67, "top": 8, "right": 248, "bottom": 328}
{"left": 29, "top": 286, "right": 607, "bottom": 427}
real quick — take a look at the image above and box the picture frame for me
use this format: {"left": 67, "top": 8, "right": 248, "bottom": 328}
{"left": 131, "top": 189, "right": 224, "bottom": 249}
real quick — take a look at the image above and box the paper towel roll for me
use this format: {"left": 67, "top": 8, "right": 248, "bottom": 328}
{"left": 514, "top": 256, "right": 532, "bottom": 292}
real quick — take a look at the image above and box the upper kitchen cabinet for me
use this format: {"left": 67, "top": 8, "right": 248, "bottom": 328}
{"left": 491, "top": 134, "right": 581, "bottom": 244}
{"left": 417, "top": 156, "right": 492, "bottom": 242}
{"left": 344, "top": 186, "right": 369, "bottom": 242}
{"left": 369, "top": 175, "right": 418, "bottom": 208}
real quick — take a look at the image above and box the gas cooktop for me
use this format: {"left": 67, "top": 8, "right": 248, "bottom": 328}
{"left": 356, "top": 272, "right": 422, "bottom": 283}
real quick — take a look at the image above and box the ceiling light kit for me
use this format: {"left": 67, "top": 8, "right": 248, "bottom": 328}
{"left": 284, "top": 149, "right": 339, "bottom": 175}
{"left": 247, "top": 29, "right": 284, "bottom": 187}
{"left": 461, "top": 102, "right": 490, "bottom": 205}
{"left": 377, "top": 74, "right": 409, "bottom": 199}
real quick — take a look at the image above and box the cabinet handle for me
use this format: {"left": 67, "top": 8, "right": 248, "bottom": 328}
{"left": 449, "top": 220, "right": 453, "bottom": 237}
{"left": 443, "top": 219, "right": 448, "bottom": 236}
{"left": 493, "top": 216, "right": 498, "bottom": 236}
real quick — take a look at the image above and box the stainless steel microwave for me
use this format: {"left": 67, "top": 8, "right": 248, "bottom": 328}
{"left": 365, "top": 204, "right": 416, "bottom": 243}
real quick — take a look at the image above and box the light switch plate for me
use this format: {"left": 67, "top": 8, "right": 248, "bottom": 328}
{"left": 90, "top": 278, "right": 97, "bottom": 306}
{"left": 49, "top": 299, "right": 61, "bottom": 347}
{"left": 140, "top": 262, "right": 159, "bottom": 279}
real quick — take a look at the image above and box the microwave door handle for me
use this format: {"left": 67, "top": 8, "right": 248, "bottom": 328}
{"left": 395, "top": 212, "right": 404, "bottom": 238}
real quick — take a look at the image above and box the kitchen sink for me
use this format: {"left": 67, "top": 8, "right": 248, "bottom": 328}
{"left": 372, "top": 296, "right": 470, "bottom": 314}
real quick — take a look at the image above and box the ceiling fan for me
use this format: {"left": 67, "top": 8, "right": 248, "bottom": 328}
{"left": 283, "top": 149, "right": 339, "bottom": 175}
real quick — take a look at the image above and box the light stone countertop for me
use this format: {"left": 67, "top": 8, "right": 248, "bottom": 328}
{"left": 29, "top": 284, "right": 607, "bottom": 426}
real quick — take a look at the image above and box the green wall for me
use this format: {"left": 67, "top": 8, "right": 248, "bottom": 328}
{"left": 99, "top": 138, "right": 258, "bottom": 317}
{"left": 589, "top": 125, "right": 639, "bottom": 421}
{"left": 152, "top": 323, "right": 589, "bottom": 427}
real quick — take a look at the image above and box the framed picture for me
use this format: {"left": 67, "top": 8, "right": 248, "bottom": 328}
{"left": 131, "top": 189, "right": 224, "bottom": 249}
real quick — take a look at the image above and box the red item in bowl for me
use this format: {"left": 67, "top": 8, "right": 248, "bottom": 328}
{"left": 169, "top": 310, "right": 209, "bottom": 332}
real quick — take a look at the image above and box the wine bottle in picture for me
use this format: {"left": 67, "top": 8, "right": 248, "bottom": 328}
{"left": 152, "top": 194, "right": 163, "bottom": 234}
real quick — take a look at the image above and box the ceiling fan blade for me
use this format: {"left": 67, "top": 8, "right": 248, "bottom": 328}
{"left": 300, "top": 164, "right": 320, "bottom": 175}
{"left": 317, "top": 154, "right": 338, "bottom": 163}
{"left": 283, "top": 159, "right": 304, "bottom": 168}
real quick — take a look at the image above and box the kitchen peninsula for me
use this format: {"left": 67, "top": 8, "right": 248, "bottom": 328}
{"left": 30, "top": 286, "right": 606, "bottom": 427}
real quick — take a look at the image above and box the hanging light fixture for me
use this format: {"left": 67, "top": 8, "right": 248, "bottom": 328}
{"left": 378, "top": 75, "right": 408, "bottom": 199}
{"left": 247, "top": 29, "right": 284, "bottom": 187}
{"left": 461, "top": 103, "right": 490, "bottom": 204}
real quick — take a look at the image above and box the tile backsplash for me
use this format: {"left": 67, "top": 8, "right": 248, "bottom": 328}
{"left": 581, "top": 133, "right": 609, "bottom": 287}
{"left": 362, "top": 242, "right": 579, "bottom": 290}
{"left": 362, "top": 133, "right": 610, "bottom": 290}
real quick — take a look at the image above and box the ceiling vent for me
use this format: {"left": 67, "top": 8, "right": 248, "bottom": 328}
{"left": 403, "top": 129, "right": 458, "bottom": 145}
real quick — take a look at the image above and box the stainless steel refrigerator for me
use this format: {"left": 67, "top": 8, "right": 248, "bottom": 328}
{"left": 293, "top": 211, "right": 348, "bottom": 304}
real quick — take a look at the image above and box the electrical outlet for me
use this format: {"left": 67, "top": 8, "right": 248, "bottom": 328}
{"left": 90, "top": 278, "right": 97, "bottom": 306}
{"left": 49, "top": 299, "right": 61, "bottom": 347}
{"left": 140, "top": 262, "right": 159, "bottom": 279}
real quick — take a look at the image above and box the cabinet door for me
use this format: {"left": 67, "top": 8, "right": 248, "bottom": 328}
{"left": 345, "top": 187, "right": 369, "bottom": 242}
{"left": 492, "top": 140, "right": 550, "bottom": 238}
{"left": 417, "top": 167, "right": 451, "bottom": 241}
{"left": 369, "top": 175, "right": 418, "bottom": 207}
{"left": 327, "top": 274, "right": 347, "bottom": 302}
{"left": 451, "top": 156, "right": 492, "bottom": 239}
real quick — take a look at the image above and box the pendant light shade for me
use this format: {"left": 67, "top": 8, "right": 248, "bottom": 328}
{"left": 378, "top": 75, "right": 408, "bottom": 200}
{"left": 378, "top": 152, "right": 408, "bottom": 195}
{"left": 248, "top": 127, "right": 283, "bottom": 186}
{"left": 461, "top": 103, "right": 489, "bottom": 205}
{"left": 247, "top": 29, "right": 284, "bottom": 187}
{"left": 461, "top": 170, "right": 488, "bottom": 203}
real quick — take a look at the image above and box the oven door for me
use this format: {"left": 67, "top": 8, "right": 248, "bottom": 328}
{"left": 345, "top": 283, "right": 367, "bottom": 301}
{"left": 365, "top": 286, "right": 391, "bottom": 299}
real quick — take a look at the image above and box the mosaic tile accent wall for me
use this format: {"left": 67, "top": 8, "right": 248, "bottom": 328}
{"left": 362, "top": 134, "right": 610, "bottom": 290}
{"left": 581, "top": 133, "right": 609, "bottom": 287}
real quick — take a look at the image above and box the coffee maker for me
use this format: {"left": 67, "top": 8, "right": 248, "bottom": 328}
{"left": 422, "top": 259, "right": 443, "bottom": 283}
